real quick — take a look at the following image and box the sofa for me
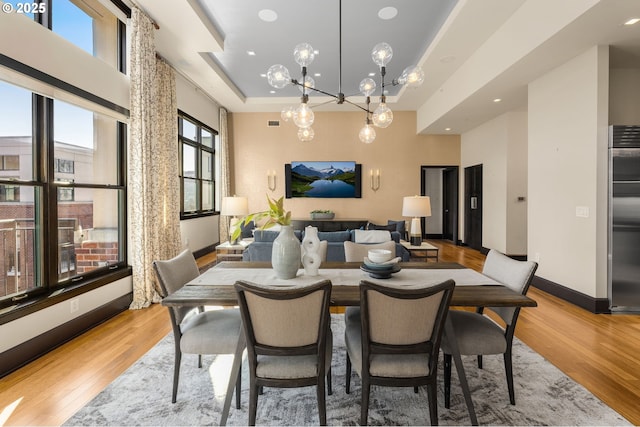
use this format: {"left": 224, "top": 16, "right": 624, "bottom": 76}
{"left": 243, "top": 229, "right": 411, "bottom": 262}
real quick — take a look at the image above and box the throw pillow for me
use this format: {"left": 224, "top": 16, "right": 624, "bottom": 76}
{"left": 367, "top": 222, "right": 396, "bottom": 232}
{"left": 387, "top": 219, "right": 406, "bottom": 236}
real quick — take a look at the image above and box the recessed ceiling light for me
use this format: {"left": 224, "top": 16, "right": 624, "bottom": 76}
{"left": 314, "top": 73, "right": 321, "bottom": 77}
{"left": 624, "top": 18, "right": 640, "bottom": 25}
{"left": 247, "top": 51, "right": 256, "bottom": 56}
{"left": 493, "top": 98, "right": 502, "bottom": 103}
{"left": 378, "top": 6, "right": 398, "bottom": 20}
{"left": 258, "top": 9, "right": 277, "bottom": 22}
{"left": 260, "top": 73, "right": 266, "bottom": 78}
{"left": 269, "top": 90, "right": 276, "bottom": 94}
{"left": 368, "top": 72, "right": 376, "bottom": 77}
{"left": 445, "top": 128, "right": 451, "bottom": 131}
{"left": 314, "top": 50, "right": 320, "bottom": 55}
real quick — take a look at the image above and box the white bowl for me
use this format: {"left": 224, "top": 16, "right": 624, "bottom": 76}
{"left": 367, "top": 249, "right": 393, "bottom": 264}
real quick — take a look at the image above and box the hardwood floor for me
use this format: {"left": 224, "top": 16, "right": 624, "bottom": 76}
{"left": 1, "top": 241, "right": 639, "bottom": 425}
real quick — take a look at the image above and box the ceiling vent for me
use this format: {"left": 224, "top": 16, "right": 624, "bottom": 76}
{"left": 267, "top": 120, "right": 280, "bottom": 127}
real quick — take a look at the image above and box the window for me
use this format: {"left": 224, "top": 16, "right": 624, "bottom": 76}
{"left": 179, "top": 112, "right": 217, "bottom": 217}
{"left": 0, "top": 0, "right": 129, "bottom": 310}
{"left": 0, "top": 155, "right": 19, "bottom": 170}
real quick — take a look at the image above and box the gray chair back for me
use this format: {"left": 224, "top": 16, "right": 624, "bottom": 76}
{"left": 482, "top": 249, "right": 538, "bottom": 324}
{"left": 153, "top": 249, "right": 200, "bottom": 325}
{"left": 343, "top": 240, "right": 396, "bottom": 262}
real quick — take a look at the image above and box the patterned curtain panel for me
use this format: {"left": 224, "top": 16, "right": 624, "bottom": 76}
{"left": 129, "top": 7, "right": 181, "bottom": 309}
{"left": 218, "top": 107, "right": 231, "bottom": 242}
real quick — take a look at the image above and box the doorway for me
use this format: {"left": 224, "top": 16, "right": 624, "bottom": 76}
{"left": 464, "top": 164, "right": 483, "bottom": 250}
{"left": 420, "top": 166, "right": 459, "bottom": 243}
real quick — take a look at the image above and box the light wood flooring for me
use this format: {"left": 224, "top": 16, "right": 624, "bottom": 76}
{"left": 1, "top": 241, "right": 639, "bottom": 426}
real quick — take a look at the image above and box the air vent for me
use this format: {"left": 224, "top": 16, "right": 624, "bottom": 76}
{"left": 267, "top": 120, "right": 280, "bottom": 127}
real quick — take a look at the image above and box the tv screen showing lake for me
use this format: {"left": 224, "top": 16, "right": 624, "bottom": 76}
{"left": 289, "top": 161, "right": 358, "bottom": 198}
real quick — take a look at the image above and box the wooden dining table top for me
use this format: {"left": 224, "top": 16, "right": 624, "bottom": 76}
{"left": 161, "top": 261, "right": 537, "bottom": 309}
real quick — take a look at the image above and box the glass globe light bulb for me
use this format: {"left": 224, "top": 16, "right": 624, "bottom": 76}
{"left": 293, "top": 43, "right": 315, "bottom": 67}
{"left": 371, "top": 42, "right": 393, "bottom": 67}
{"left": 293, "top": 103, "right": 314, "bottom": 128}
{"left": 372, "top": 102, "right": 393, "bottom": 128}
{"left": 359, "top": 123, "right": 376, "bottom": 144}
{"left": 359, "top": 78, "right": 377, "bottom": 97}
{"left": 297, "top": 126, "right": 314, "bottom": 142}
{"left": 298, "top": 75, "right": 315, "bottom": 93}
{"left": 267, "top": 64, "right": 291, "bottom": 89}
{"left": 281, "top": 106, "right": 295, "bottom": 122}
{"left": 400, "top": 65, "right": 424, "bottom": 87}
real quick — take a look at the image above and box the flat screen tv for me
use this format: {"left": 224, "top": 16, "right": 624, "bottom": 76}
{"left": 285, "top": 161, "right": 362, "bottom": 198}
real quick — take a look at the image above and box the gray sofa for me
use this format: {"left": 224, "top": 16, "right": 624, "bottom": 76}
{"left": 243, "top": 229, "right": 410, "bottom": 262}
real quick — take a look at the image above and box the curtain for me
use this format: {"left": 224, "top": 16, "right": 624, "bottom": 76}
{"left": 218, "top": 107, "right": 231, "bottom": 242}
{"left": 129, "top": 7, "right": 181, "bottom": 309}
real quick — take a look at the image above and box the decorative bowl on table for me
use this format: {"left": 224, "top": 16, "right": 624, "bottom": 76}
{"left": 367, "top": 249, "right": 393, "bottom": 263}
{"left": 361, "top": 254, "right": 401, "bottom": 279}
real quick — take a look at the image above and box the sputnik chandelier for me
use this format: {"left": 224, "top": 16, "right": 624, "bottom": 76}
{"left": 266, "top": 0, "right": 425, "bottom": 144}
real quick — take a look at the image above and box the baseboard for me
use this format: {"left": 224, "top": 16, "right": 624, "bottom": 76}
{"left": 193, "top": 244, "right": 216, "bottom": 259}
{"left": 532, "top": 276, "right": 610, "bottom": 314}
{"left": 0, "top": 293, "right": 132, "bottom": 378}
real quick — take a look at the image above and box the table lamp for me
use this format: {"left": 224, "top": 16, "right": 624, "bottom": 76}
{"left": 221, "top": 195, "right": 248, "bottom": 244}
{"left": 402, "top": 195, "right": 431, "bottom": 246}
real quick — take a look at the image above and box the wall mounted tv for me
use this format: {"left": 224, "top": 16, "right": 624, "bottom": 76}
{"left": 285, "top": 161, "right": 362, "bottom": 198}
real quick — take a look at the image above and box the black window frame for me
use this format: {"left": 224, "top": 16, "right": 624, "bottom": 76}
{"left": 0, "top": 0, "right": 131, "bottom": 317}
{"left": 178, "top": 111, "right": 217, "bottom": 219}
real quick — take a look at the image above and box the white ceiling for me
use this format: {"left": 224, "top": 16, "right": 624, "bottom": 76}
{"left": 134, "top": 0, "right": 640, "bottom": 134}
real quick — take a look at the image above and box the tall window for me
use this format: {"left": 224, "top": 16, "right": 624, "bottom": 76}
{"left": 179, "top": 112, "right": 217, "bottom": 217}
{"left": 0, "top": 0, "right": 129, "bottom": 310}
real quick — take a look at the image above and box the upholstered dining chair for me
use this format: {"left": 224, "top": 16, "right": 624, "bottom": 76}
{"left": 152, "top": 249, "right": 243, "bottom": 407}
{"left": 343, "top": 240, "right": 396, "bottom": 263}
{"left": 441, "top": 249, "right": 538, "bottom": 406}
{"left": 345, "top": 279, "right": 455, "bottom": 426}
{"left": 234, "top": 279, "right": 333, "bottom": 426}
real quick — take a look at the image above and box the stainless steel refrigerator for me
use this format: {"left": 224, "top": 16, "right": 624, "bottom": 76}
{"left": 609, "top": 125, "right": 640, "bottom": 312}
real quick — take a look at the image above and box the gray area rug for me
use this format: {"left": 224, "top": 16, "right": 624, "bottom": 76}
{"left": 65, "top": 315, "right": 630, "bottom": 426}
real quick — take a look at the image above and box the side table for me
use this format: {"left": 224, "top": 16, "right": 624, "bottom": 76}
{"left": 400, "top": 240, "right": 439, "bottom": 262}
{"left": 215, "top": 240, "right": 252, "bottom": 263}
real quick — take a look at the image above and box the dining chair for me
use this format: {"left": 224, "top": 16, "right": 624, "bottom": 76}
{"left": 152, "top": 249, "right": 243, "bottom": 407}
{"left": 234, "top": 279, "right": 333, "bottom": 426}
{"left": 441, "top": 249, "right": 538, "bottom": 406}
{"left": 345, "top": 279, "right": 455, "bottom": 426}
{"left": 343, "top": 240, "right": 396, "bottom": 263}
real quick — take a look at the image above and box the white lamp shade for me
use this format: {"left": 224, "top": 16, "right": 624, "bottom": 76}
{"left": 402, "top": 196, "right": 431, "bottom": 217}
{"left": 221, "top": 196, "right": 248, "bottom": 216}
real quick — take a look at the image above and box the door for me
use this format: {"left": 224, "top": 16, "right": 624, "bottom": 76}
{"left": 464, "top": 164, "right": 483, "bottom": 250}
{"left": 442, "top": 167, "right": 458, "bottom": 242}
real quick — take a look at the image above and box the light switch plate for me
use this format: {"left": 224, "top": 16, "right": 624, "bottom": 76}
{"left": 575, "top": 206, "right": 589, "bottom": 218}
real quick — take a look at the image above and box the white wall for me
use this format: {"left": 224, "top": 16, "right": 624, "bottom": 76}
{"left": 460, "top": 111, "right": 528, "bottom": 255}
{"left": 424, "top": 169, "right": 443, "bottom": 234}
{"left": 609, "top": 68, "right": 640, "bottom": 124}
{"left": 528, "top": 45, "right": 609, "bottom": 298}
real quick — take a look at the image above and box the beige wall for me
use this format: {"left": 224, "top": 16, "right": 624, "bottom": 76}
{"left": 229, "top": 111, "right": 460, "bottom": 226}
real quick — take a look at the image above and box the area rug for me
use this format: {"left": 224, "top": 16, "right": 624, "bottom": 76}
{"left": 65, "top": 315, "right": 630, "bottom": 426}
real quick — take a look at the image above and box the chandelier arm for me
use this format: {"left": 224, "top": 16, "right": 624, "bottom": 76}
{"left": 342, "top": 98, "right": 371, "bottom": 113}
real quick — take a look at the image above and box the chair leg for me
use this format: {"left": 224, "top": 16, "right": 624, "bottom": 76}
{"left": 317, "top": 377, "right": 327, "bottom": 425}
{"left": 427, "top": 381, "right": 439, "bottom": 426}
{"left": 477, "top": 354, "right": 483, "bottom": 369}
{"left": 198, "top": 354, "right": 202, "bottom": 369}
{"left": 327, "top": 366, "right": 333, "bottom": 396}
{"left": 346, "top": 352, "right": 352, "bottom": 394}
{"left": 235, "top": 368, "right": 242, "bottom": 410}
{"left": 360, "top": 380, "right": 370, "bottom": 426}
{"left": 414, "top": 386, "right": 419, "bottom": 394}
{"left": 172, "top": 349, "right": 182, "bottom": 404}
{"left": 504, "top": 350, "right": 516, "bottom": 405}
{"left": 443, "top": 353, "right": 452, "bottom": 409}
{"left": 249, "top": 383, "right": 259, "bottom": 426}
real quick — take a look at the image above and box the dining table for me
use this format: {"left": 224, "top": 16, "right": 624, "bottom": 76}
{"left": 161, "top": 261, "right": 537, "bottom": 426}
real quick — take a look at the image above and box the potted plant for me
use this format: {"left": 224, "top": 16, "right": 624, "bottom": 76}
{"left": 310, "top": 209, "right": 335, "bottom": 220}
{"left": 233, "top": 195, "right": 299, "bottom": 279}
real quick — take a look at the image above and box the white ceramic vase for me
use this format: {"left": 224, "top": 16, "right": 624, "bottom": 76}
{"left": 301, "top": 226, "right": 321, "bottom": 276}
{"left": 271, "top": 225, "right": 301, "bottom": 279}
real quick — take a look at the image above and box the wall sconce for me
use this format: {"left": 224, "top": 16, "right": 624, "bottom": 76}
{"left": 267, "top": 170, "right": 277, "bottom": 191}
{"left": 370, "top": 169, "right": 380, "bottom": 191}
